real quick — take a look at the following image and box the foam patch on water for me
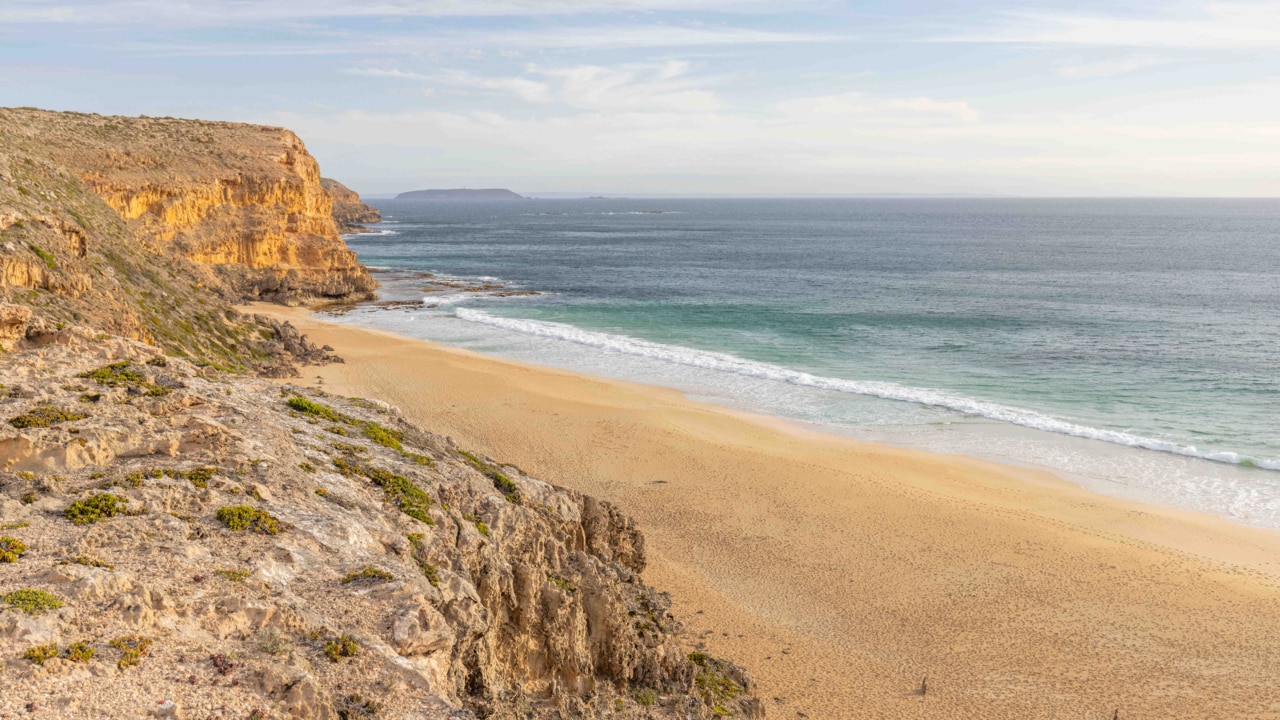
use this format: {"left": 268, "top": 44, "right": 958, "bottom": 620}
{"left": 454, "top": 308, "right": 1280, "bottom": 472}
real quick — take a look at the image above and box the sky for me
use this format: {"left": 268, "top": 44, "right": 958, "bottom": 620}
{"left": 2, "top": 1, "right": 1279, "bottom": 196}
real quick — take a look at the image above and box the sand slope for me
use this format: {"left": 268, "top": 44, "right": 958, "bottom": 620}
{"left": 256, "top": 305, "right": 1280, "bottom": 720}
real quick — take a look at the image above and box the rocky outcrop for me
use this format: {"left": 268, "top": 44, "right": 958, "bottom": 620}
{"left": 0, "top": 332, "right": 761, "bottom": 719}
{"left": 322, "top": 177, "right": 382, "bottom": 233}
{"left": 0, "top": 108, "right": 377, "bottom": 305}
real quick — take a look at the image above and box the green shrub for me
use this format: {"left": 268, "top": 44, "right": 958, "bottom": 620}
{"left": 324, "top": 634, "right": 359, "bottom": 662}
{"left": 214, "top": 568, "right": 251, "bottom": 582}
{"left": 0, "top": 536, "right": 26, "bottom": 563}
{"left": 406, "top": 534, "right": 440, "bottom": 587}
{"left": 64, "top": 493, "right": 128, "bottom": 524}
{"left": 29, "top": 244, "right": 55, "bottom": 269}
{"left": 76, "top": 361, "right": 169, "bottom": 396}
{"left": 334, "top": 460, "right": 434, "bottom": 525}
{"left": 24, "top": 643, "right": 58, "bottom": 665}
{"left": 636, "top": 688, "right": 657, "bottom": 706}
{"left": 216, "top": 505, "right": 283, "bottom": 535}
{"left": 110, "top": 634, "right": 151, "bottom": 669}
{"left": 64, "top": 642, "right": 95, "bottom": 662}
{"left": 60, "top": 555, "right": 113, "bottom": 570}
{"left": 9, "top": 405, "right": 86, "bottom": 429}
{"left": 183, "top": 467, "right": 218, "bottom": 488}
{"left": 287, "top": 396, "right": 348, "bottom": 423}
{"left": 4, "top": 589, "right": 64, "bottom": 615}
{"left": 361, "top": 422, "right": 403, "bottom": 451}
{"left": 341, "top": 566, "right": 394, "bottom": 584}
{"left": 461, "top": 450, "right": 520, "bottom": 501}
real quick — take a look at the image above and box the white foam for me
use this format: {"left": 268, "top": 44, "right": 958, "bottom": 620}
{"left": 453, "top": 308, "right": 1280, "bottom": 472}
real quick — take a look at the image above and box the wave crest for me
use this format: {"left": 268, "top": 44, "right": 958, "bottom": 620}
{"left": 453, "top": 307, "right": 1280, "bottom": 472}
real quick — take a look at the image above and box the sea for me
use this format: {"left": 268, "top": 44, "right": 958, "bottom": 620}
{"left": 332, "top": 198, "right": 1280, "bottom": 529}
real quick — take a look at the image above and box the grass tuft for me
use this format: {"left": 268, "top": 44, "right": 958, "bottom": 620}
{"left": 341, "top": 566, "right": 394, "bottom": 585}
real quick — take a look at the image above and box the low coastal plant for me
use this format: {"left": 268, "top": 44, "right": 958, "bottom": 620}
{"left": 255, "top": 629, "right": 289, "bottom": 656}
{"left": 0, "top": 521, "right": 31, "bottom": 530}
{"left": 460, "top": 450, "right": 521, "bottom": 503}
{"left": 688, "top": 652, "right": 743, "bottom": 715}
{"left": 547, "top": 574, "right": 576, "bottom": 593}
{"left": 337, "top": 694, "right": 381, "bottom": 719}
{"left": 110, "top": 634, "right": 152, "bottom": 669}
{"left": 9, "top": 405, "right": 86, "bottom": 429}
{"left": 64, "top": 642, "right": 95, "bottom": 662}
{"left": 332, "top": 458, "right": 434, "bottom": 525}
{"left": 287, "top": 396, "right": 350, "bottom": 423}
{"left": 4, "top": 589, "right": 64, "bottom": 615}
{"left": 64, "top": 493, "right": 129, "bottom": 524}
{"left": 61, "top": 556, "right": 113, "bottom": 569}
{"left": 214, "top": 568, "right": 251, "bottom": 582}
{"left": 0, "top": 536, "right": 27, "bottom": 563}
{"left": 462, "top": 513, "right": 491, "bottom": 538}
{"left": 406, "top": 533, "right": 440, "bottom": 587}
{"left": 635, "top": 689, "right": 658, "bottom": 707}
{"left": 23, "top": 643, "right": 58, "bottom": 665}
{"left": 324, "top": 634, "right": 359, "bottom": 662}
{"left": 77, "top": 360, "right": 169, "bottom": 396}
{"left": 216, "top": 505, "right": 283, "bottom": 534}
{"left": 341, "top": 566, "right": 394, "bottom": 585}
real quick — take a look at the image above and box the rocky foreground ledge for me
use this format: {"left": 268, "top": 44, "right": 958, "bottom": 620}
{"left": 0, "top": 328, "right": 761, "bottom": 719}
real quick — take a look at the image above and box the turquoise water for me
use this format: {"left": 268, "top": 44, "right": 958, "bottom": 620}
{"left": 336, "top": 198, "right": 1280, "bottom": 527}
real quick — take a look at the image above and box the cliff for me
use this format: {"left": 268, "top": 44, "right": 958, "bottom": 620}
{"left": 0, "top": 108, "right": 376, "bottom": 305}
{"left": 396, "top": 189, "right": 525, "bottom": 201}
{"left": 0, "top": 327, "right": 760, "bottom": 719}
{"left": 321, "top": 178, "right": 382, "bottom": 233}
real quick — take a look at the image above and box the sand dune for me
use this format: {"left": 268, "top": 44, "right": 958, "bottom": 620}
{"left": 255, "top": 304, "right": 1280, "bottom": 720}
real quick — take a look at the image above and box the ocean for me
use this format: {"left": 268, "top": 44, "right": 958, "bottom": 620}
{"left": 333, "top": 198, "right": 1280, "bottom": 528}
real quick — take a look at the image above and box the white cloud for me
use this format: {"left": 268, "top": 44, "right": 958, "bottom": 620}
{"left": 1057, "top": 57, "right": 1166, "bottom": 79}
{"left": 947, "top": 2, "right": 1280, "bottom": 49}
{"left": 775, "top": 92, "right": 982, "bottom": 123}
{"left": 343, "top": 68, "right": 432, "bottom": 82}
{"left": 2, "top": 0, "right": 797, "bottom": 24}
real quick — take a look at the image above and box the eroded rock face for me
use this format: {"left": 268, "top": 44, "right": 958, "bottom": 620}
{"left": 0, "top": 108, "right": 377, "bottom": 305}
{"left": 0, "top": 333, "right": 761, "bottom": 719}
{"left": 321, "top": 177, "right": 382, "bottom": 233}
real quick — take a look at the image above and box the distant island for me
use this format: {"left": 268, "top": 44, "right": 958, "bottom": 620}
{"left": 395, "top": 188, "right": 526, "bottom": 201}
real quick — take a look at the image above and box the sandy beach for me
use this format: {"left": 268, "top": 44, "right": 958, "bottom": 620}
{"left": 254, "top": 304, "right": 1280, "bottom": 720}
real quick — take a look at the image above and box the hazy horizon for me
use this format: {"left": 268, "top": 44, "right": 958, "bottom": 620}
{"left": 4, "top": 1, "right": 1279, "bottom": 197}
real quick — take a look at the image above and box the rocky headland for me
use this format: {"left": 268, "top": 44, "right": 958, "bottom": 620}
{"left": 321, "top": 178, "right": 382, "bottom": 234}
{"left": 0, "top": 108, "right": 759, "bottom": 719}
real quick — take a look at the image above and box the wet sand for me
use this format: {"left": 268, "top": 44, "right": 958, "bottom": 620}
{"left": 254, "top": 303, "right": 1280, "bottom": 720}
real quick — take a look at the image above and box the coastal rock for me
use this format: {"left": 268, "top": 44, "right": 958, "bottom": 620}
{"left": 0, "top": 335, "right": 760, "bottom": 719}
{"left": 322, "top": 177, "right": 382, "bottom": 232}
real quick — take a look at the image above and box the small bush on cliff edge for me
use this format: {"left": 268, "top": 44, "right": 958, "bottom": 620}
{"left": 4, "top": 589, "right": 64, "bottom": 615}
{"left": 216, "top": 505, "right": 284, "bottom": 535}
{"left": 0, "top": 536, "right": 27, "bottom": 563}
{"left": 9, "top": 405, "right": 86, "bottom": 429}
{"left": 63, "top": 493, "right": 129, "bottom": 524}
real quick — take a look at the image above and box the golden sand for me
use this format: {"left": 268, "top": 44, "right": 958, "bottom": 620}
{"left": 254, "top": 304, "right": 1280, "bottom": 720}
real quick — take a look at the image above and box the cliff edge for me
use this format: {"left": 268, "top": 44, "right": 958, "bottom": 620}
{"left": 322, "top": 178, "right": 382, "bottom": 233}
{"left": 1, "top": 108, "right": 377, "bottom": 306}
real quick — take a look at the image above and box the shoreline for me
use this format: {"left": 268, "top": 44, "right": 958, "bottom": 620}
{"left": 253, "top": 302, "right": 1280, "bottom": 719}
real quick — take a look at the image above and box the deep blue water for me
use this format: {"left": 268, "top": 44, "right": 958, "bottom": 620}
{"left": 335, "top": 198, "right": 1280, "bottom": 526}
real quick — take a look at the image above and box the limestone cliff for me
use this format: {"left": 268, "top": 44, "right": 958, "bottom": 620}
{"left": 0, "top": 327, "right": 761, "bottom": 719}
{"left": 322, "top": 177, "right": 382, "bottom": 233}
{"left": 0, "top": 108, "right": 376, "bottom": 305}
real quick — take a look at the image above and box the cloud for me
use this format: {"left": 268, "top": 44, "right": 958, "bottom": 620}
{"left": 113, "top": 25, "right": 846, "bottom": 57}
{"left": 945, "top": 2, "right": 1280, "bottom": 49}
{"left": 1057, "top": 57, "right": 1166, "bottom": 79}
{"left": 775, "top": 92, "right": 982, "bottom": 123}
{"left": 343, "top": 68, "right": 432, "bottom": 82}
{"left": 1, "top": 0, "right": 806, "bottom": 25}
